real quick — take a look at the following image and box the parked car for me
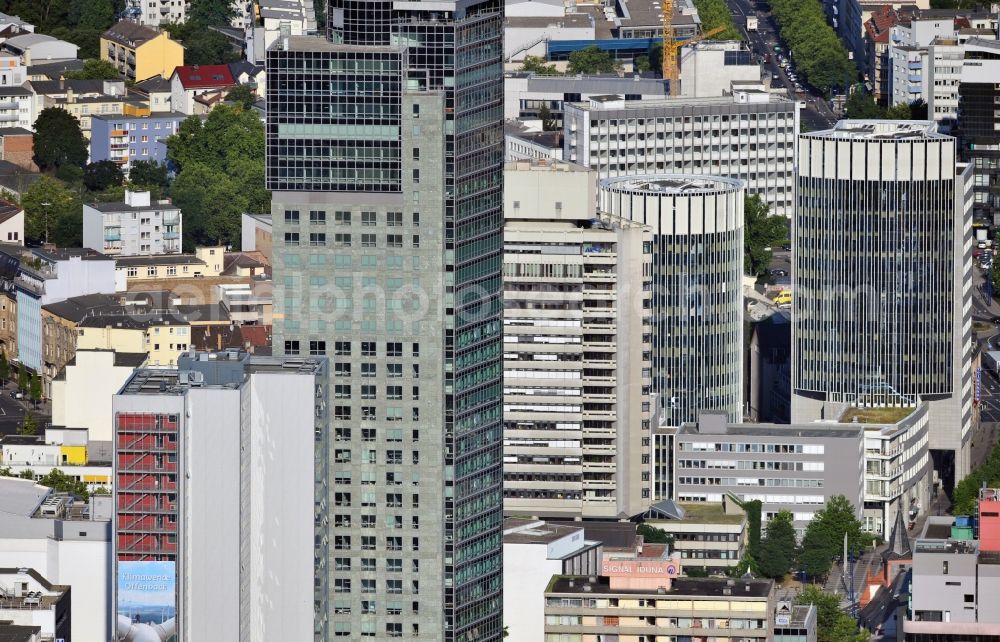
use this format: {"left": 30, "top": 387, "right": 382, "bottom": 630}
{"left": 10, "top": 390, "right": 22, "bottom": 399}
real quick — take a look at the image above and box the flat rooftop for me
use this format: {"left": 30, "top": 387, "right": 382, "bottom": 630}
{"left": 678, "top": 422, "right": 863, "bottom": 440}
{"left": 571, "top": 93, "right": 793, "bottom": 112}
{"left": 115, "top": 254, "right": 205, "bottom": 267}
{"left": 840, "top": 406, "right": 916, "bottom": 424}
{"left": 810, "top": 120, "right": 945, "bottom": 140}
{"left": 86, "top": 200, "right": 178, "bottom": 213}
{"left": 273, "top": 35, "right": 403, "bottom": 54}
{"left": 503, "top": 518, "right": 585, "bottom": 544}
{"left": 547, "top": 575, "right": 772, "bottom": 597}
{"left": 505, "top": 158, "right": 588, "bottom": 172}
{"left": 119, "top": 350, "right": 325, "bottom": 395}
{"left": 674, "top": 502, "right": 745, "bottom": 525}
{"left": 600, "top": 174, "right": 743, "bottom": 195}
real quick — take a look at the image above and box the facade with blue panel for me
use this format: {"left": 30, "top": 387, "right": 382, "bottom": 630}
{"left": 16, "top": 288, "right": 40, "bottom": 372}
{"left": 90, "top": 112, "right": 186, "bottom": 176}
{"left": 547, "top": 37, "right": 663, "bottom": 60}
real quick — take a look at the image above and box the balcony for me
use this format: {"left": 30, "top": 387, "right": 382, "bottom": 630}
{"left": 0, "top": 100, "right": 18, "bottom": 110}
{"left": 163, "top": 215, "right": 180, "bottom": 226}
{"left": 0, "top": 113, "right": 19, "bottom": 122}
{"left": 105, "top": 233, "right": 122, "bottom": 242}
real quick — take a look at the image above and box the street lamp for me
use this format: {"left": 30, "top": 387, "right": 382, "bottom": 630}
{"left": 40, "top": 200, "right": 51, "bottom": 244}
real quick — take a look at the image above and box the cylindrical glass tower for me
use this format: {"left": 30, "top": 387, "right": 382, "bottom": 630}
{"left": 794, "top": 121, "right": 957, "bottom": 407}
{"left": 600, "top": 175, "right": 745, "bottom": 426}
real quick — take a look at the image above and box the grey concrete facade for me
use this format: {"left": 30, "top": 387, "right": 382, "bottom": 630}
{"left": 563, "top": 93, "right": 799, "bottom": 217}
{"left": 668, "top": 412, "right": 864, "bottom": 533}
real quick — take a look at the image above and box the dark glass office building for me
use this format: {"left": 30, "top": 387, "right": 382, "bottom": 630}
{"left": 266, "top": 0, "right": 504, "bottom": 638}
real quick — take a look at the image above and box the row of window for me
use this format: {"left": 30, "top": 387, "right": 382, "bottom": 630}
{"left": 284, "top": 232, "right": 421, "bottom": 248}
{"left": 285, "top": 340, "right": 419, "bottom": 357}
{"left": 284, "top": 209, "right": 419, "bottom": 226}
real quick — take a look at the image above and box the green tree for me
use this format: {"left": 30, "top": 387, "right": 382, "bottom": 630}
{"left": 795, "top": 585, "right": 869, "bottom": 642}
{"left": 183, "top": 30, "right": 242, "bottom": 65}
{"left": 18, "top": 469, "right": 33, "bottom": 480}
{"left": 225, "top": 84, "right": 257, "bottom": 110}
{"left": 22, "top": 176, "right": 79, "bottom": 245}
{"left": 845, "top": 91, "right": 883, "bottom": 119}
{"left": 768, "top": 0, "right": 857, "bottom": 94}
{"left": 33, "top": 108, "right": 89, "bottom": 172}
{"left": 798, "top": 494, "right": 867, "bottom": 578}
{"left": 538, "top": 104, "right": 557, "bottom": 132}
{"left": 17, "top": 362, "right": 27, "bottom": 391}
{"left": 520, "top": 55, "right": 560, "bottom": 75}
{"left": 884, "top": 102, "right": 912, "bottom": 119}
{"left": 63, "top": 58, "right": 121, "bottom": 80}
{"left": 637, "top": 523, "right": 675, "bottom": 545}
{"left": 38, "top": 468, "right": 90, "bottom": 502}
{"left": 128, "top": 160, "right": 170, "bottom": 192}
{"left": 189, "top": 0, "right": 237, "bottom": 26}
{"left": 29, "top": 373, "right": 41, "bottom": 405}
{"left": 0, "top": 352, "right": 9, "bottom": 383}
{"left": 909, "top": 98, "right": 928, "bottom": 119}
{"left": 83, "top": 160, "right": 126, "bottom": 192}
{"left": 744, "top": 195, "right": 787, "bottom": 277}
{"left": 76, "top": 0, "right": 117, "bottom": 29}
{"left": 567, "top": 46, "right": 622, "bottom": 75}
{"left": 166, "top": 105, "right": 269, "bottom": 248}
{"left": 18, "top": 410, "right": 37, "bottom": 436}
{"left": 759, "top": 510, "right": 797, "bottom": 578}
{"left": 691, "top": 0, "right": 742, "bottom": 40}
{"left": 953, "top": 440, "right": 1000, "bottom": 514}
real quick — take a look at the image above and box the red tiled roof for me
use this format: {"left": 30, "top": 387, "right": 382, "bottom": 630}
{"left": 865, "top": 6, "right": 897, "bottom": 43}
{"left": 238, "top": 325, "right": 272, "bottom": 348}
{"left": 172, "top": 64, "right": 236, "bottom": 89}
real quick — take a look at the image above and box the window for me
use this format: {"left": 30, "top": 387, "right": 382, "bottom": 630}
{"left": 387, "top": 580, "right": 403, "bottom": 594}
{"left": 362, "top": 342, "right": 376, "bottom": 356}
{"left": 412, "top": 235, "right": 420, "bottom": 248}
{"left": 387, "top": 364, "right": 402, "bottom": 378}
{"left": 126, "top": 267, "right": 138, "bottom": 277}
{"left": 411, "top": 169, "right": 420, "bottom": 183}
{"left": 335, "top": 363, "right": 351, "bottom": 377}
{"left": 412, "top": 212, "right": 420, "bottom": 226}
{"left": 361, "top": 579, "right": 376, "bottom": 593}
{"left": 310, "top": 210, "right": 327, "bottom": 224}
{"left": 310, "top": 233, "right": 326, "bottom": 246}
{"left": 334, "top": 210, "right": 349, "bottom": 225}
{"left": 361, "top": 363, "right": 376, "bottom": 378}
{"left": 334, "top": 578, "right": 351, "bottom": 593}
{"left": 362, "top": 233, "right": 376, "bottom": 247}
{"left": 147, "top": 266, "right": 158, "bottom": 277}
{"left": 361, "top": 385, "right": 376, "bottom": 399}
{"left": 335, "top": 341, "right": 351, "bottom": 355}
{"left": 284, "top": 210, "right": 299, "bottom": 223}
{"left": 334, "top": 406, "right": 351, "bottom": 420}
{"left": 412, "top": 148, "right": 420, "bottom": 161}
{"left": 412, "top": 104, "right": 420, "bottom": 117}
{"left": 362, "top": 428, "right": 376, "bottom": 442}
{"left": 361, "top": 558, "right": 377, "bottom": 572}
{"left": 387, "top": 234, "right": 403, "bottom": 248}
{"left": 386, "top": 342, "right": 402, "bottom": 357}
{"left": 361, "top": 536, "right": 376, "bottom": 550}
{"left": 310, "top": 340, "right": 327, "bottom": 355}
{"left": 166, "top": 266, "right": 176, "bottom": 276}
{"left": 388, "top": 211, "right": 403, "bottom": 226}
{"left": 361, "top": 211, "right": 376, "bottom": 226}
{"left": 284, "top": 340, "right": 300, "bottom": 355}
{"left": 284, "top": 232, "right": 300, "bottom": 246}
{"left": 387, "top": 386, "right": 403, "bottom": 400}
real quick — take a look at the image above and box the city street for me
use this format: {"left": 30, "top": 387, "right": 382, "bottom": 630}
{"left": 0, "top": 381, "right": 48, "bottom": 437}
{"left": 724, "top": 0, "right": 838, "bottom": 131}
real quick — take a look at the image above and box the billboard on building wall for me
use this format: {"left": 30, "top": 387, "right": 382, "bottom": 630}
{"left": 116, "top": 561, "right": 177, "bottom": 642}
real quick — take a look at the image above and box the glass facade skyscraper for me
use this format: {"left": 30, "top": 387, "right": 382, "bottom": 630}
{"left": 266, "top": 0, "right": 504, "bottom": 637}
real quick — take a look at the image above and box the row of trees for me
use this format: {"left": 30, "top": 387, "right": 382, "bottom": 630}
{"left": 744, "top": 195, "right": 788, "bottom": 278}
{"left": 769, "top": 0, "right": 856, "bottom": 95}
{"left": 521, "top": 46, "right": 623, "bottom": 76}
{"left": 953, "top": 440, "right": 1000, "bottom": 514}
{"left": 755, "top": 495, "right": 875, "bottom": 580}
{"left": 845, "top": 93, "right": 929, "bottom": 120}
{"left": 691, "top": 0, "right": 742, "bottom": 40}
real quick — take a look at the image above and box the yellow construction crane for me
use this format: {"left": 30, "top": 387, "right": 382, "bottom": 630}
{"left": 661, "top": 3, "right": 726, "bottom": 97}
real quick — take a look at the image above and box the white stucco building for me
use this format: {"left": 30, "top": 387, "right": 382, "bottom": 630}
{"left": 83, "top": 190, "right": 182, "bottom": 257}
{"left": 50, "top": 349, "right": 147, "bottom": 444}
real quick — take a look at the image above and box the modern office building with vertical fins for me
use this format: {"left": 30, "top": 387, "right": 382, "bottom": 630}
{"left": 265, "top": 0, "right": 504, "bottom": 638}
{"left": 792, "top": 120, "right": 974, "bottom": 492}
{"left": 598, "top": 175, "right": 746, "bottom": 428}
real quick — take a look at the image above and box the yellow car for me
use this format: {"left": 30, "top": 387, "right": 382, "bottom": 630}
{"left": 773, "top": 290, "right": 792, "bottom": 306}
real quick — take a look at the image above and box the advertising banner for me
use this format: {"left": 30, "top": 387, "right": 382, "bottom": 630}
{"left": 116, "top": 561, "right": 176, "bottom": 642}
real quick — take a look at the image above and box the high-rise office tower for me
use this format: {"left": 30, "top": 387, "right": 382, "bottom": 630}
{"left": 113, "top": 351, "right": 325, "bottom": 642}
{"left": 792, "top": 120, "right": 973, "bottom": 489}
{"left": 598, "top": 175, "right": 746, "bottom": 427}
{"left": 266, "top": 0, "right": 504, "bottom": 638}
{"left": 502, "top": 158, "right": 652, "bottom": 519}
{"left": 957, "top": 38, "right": 1000, "bottom": 226}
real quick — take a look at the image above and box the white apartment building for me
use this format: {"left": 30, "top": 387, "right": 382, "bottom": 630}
{"left": 50, "top": 349, "right": 147, "bottom": 443}
{"left": 125, "top": 0, "right": 186, "bottom": 26}
{"left": 502, "top": 158, "right": 652, "bottom": 519}
{"left": 888, "top": 15, "right": 998, "bottom": 125}
{"left": 82, "top": 190, "right": 182, "bottom": 256}
{"left": 0, "top": 478, "right": 112, "bottom": 642}
{"left": 113, "top": 351, "right": 325, "bottom": 642}
{"left": 0, "top": 54, "right": 32, "bottom": 130}
{"left": 563, "top": 92, "right": 799, "bottom": 217}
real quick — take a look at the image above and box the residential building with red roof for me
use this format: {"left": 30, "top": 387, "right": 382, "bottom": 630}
{"left": 169, "top": 64, "right": 237, "bottom": 114}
